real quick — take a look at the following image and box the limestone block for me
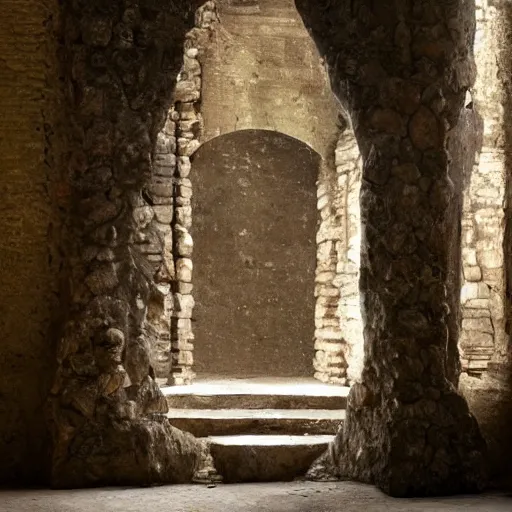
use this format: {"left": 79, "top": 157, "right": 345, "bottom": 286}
{"left": 463, "top": 308, "right": 491, "bottom": 318}
{"left": 315, "top": 328, "right": 344, "bottom": 341}
{"left": 316, "top": 271, "right": 335, "bottom": 285}
{"left": 156, "top": 133, "right": 173, "bottom": 154}
{"left": 171, "top": 339, "right": 194, "bottom": 351}
{"left": 178, "top": 156, "right": 192, "bottom": 178}
{"left": 463, "top": 266, "right": 482, "bottom": 282}
{"left": 153, "top": 205, "right": 173, "bottom": 224}
{"left": 481, "top": 267, "right": 503, "bottom": 285}
{"left": 314, "top": 340, "right": 345, "bottom": 353}
{"left": 465, "top": 298, "right": 490, "bottom": 309}
{"left": 176, "top": 258, "right": 193, "bottom": 283}
{"left": 489, "top": 292, "right": 505, "bottom": 320}
{"left": 178, "top": 282, "right": 193, "bottom": 295}
{"left": 178, "top": 137, "right": 201, "bottom": 156}
{"left": 174, "top": 80, "right": 200, "bottom": 103}
{"left": 317, "top": 194, "right": 330, "bottom": 210}
{"left": 176, "top": 206, "right": 192, "bottom": 229}
{"left": 478, "top": 249, "right": 503, "bottom": 269}
{"left": 171, "top": 350, "right": 193, "bottom": 366}
{"left": 176, "top": 227, "right": 193, "bottom": 257}
{"left": 462, "top": 248, "right": 478, "bottom": 266}
{"left": 462, "top": 318, "right": 494, "bottom": 334}
{"left": 461, "top": 282, "right": 490, "bottom": 303}
{"left": 460, "top": 330, "right": 495, "bottom": 349}
{"left": 175, "top": 293, "right": 195, "bottom": 319}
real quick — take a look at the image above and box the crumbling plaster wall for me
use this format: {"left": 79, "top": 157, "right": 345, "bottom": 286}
{"left": 0, "top": 0, "right": 64, "bottom": 484}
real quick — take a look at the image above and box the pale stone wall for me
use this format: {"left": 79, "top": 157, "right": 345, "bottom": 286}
{"left": 200, "top": 0, "right": 339, "bottom": 157}
{"left": 459, "top": 0, "right": 508, "bottom": 374}
{"left": 314, "top": 128, "right": 363, "bottom": 385}
{"left": 458, "top": 0, "right": 512, "bottom": 484}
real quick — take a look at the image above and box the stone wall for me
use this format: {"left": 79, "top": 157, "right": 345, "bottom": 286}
{"left": 141, "top": 2, "right": 218, "bottom": 385}
{"left": 458, "top": 0, "right": 512, "bottom": 486}
{"left": 459, "top": 0, "right": 508, "bottom": 375}
{"left": 148, "top": 0, "right": 357, "bottom": 383}
{"left": 314, "top": 127, "right": 363, "bottom": 385}
{"left": 200, "top": 0, "right": 339, "bottom": 157}
{"left": 0, "top": 0, "right": 64, "bottom": 484}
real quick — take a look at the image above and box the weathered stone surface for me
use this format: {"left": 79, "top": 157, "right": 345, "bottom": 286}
{"left": 297, "top": 0, "right": 487, "bottom": 497}
{"left": 208, "top": 436, "right": 331, "bottom": 483}
{"left": 47, "top": 0, "right": 210, "bottom": 488}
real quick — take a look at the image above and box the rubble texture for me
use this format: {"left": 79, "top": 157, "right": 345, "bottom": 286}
{"left": 457, "top": 0, "right": 512, "bottom": 486}
{"left": 47, "top": 0, "right": 210, "bottom": 487}
{"left": 297, "top": 0, "right": 488, "bottom": 497}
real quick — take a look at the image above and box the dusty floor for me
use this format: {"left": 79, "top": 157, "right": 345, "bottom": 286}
{"left": 1, "top": 481, "right": 510, "bottom": 512}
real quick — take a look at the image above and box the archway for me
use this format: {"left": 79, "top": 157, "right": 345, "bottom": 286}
{"left": 191, "top": 129, "right": 320, "bottom": 377}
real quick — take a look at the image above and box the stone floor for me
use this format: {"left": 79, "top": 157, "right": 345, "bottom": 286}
{"left": 1, "top": 482, "right": 510, "bottom": 512}
{"left": 160, "top": 375, "right": 351, "bottom": 397}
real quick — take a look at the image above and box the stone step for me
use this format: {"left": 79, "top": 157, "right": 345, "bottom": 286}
{"left": 161, "top": 379, "right": 349, "bottom": 410}
{"left": 204, "top": 435, "right": 333, "bottom": 483}
{"left": 166, "top": 408, "right": 345, "bottom": 437}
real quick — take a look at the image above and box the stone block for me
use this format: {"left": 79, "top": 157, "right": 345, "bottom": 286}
{"left": 171, "top": 350, "right": 194, "bottom": 366}
{"left": 465, "top": 298, "right": 490, "bottom": 309}
{"left": 478, "top": 249, "right": 503, "bottom": 269}
{"left": 316, "top": 271, "right": 335, "bottom": 285}
{"left": 176, "top": 227, "right": 193, "bottom": 258}
{"left": 153, "top": 205, "right": 173, "bottom": 224}
{"left": 462, "top": 318, "right": 493, "bottom": 334}
{"left": 176, "top": 258, "right": 193, "bottom": 282}
{"left": 178, "top": 156, "right": 192, "bottom": 178}
{"left": 463, "top": 308, "right": 491, "bottom": 318}
{"left": 460, "top": 330, "right": 494, "bottom": 349}
{"left": 315, "top": 328, "right": 344, "bottom": 341}
{"left": 463, "top": 266, "right": 482, "bottom": 282}
{"left": 462, "top": 248, "right": 478, "bottom": 266}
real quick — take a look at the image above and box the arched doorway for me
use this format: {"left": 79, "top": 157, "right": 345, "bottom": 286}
{"left": 191, "top": 129, "right": 320, "bottom": 377}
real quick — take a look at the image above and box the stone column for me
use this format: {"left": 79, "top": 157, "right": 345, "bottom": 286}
{"left": 296, "top": 0, "right": 487, "bottom": 496}
{"left": 48, "top": 0, "right": 210, "bottom": 487}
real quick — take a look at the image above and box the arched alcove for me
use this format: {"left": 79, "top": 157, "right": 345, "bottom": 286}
{"left": 191, "top": 129, "right": 320, "bottom": 377}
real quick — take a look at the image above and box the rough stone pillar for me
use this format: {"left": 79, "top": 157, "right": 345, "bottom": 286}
{"left": 47, "top": 0, "right": 211, "bottom": 487}
{"left": 297, "top": 0, "right": 487, "bottom": 496}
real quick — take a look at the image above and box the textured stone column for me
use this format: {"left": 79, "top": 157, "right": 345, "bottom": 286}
{"left": 296, "top": 0, "right": 487, "bottom": 496}
{"left": 47, "top": 0, "right": 211, "bottom": 487}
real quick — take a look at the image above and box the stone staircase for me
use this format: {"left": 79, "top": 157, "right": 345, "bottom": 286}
{"left": 162, "top": 377, "right": 348, "bottom": 482}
